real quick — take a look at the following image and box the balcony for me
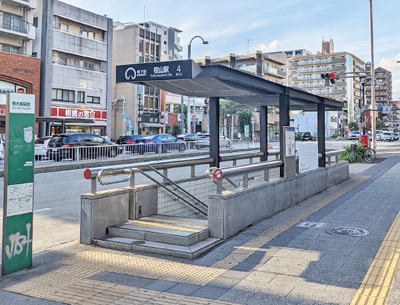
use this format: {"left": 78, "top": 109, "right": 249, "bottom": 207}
{"left": 2, "top": 0, "right": 36, "bottom": 9}
{"left": 262, "top": 66, "right": 286, "bottom": 78}
{"left": 0, "top": 13, "right": 35, "bottom": 40}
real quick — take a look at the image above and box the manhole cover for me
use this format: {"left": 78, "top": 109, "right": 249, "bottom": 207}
{"left": 326, "top": 227, "right": 369, "bottom": 237}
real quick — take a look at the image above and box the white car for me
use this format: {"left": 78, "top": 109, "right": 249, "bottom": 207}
{"left": 381, "top": 131, "right": 394, "bottom": 142}
{"left": 35, "top": 136, "right": 52, "bottom": 160}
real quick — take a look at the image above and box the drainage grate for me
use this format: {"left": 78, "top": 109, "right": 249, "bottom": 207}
{"left": 326, "top": 227, "right": 369, "bottom": 237}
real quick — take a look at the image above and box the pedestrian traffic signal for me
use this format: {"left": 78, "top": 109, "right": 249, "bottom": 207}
{"left": 321, "top": 73, "right": 336, "bottom": 85}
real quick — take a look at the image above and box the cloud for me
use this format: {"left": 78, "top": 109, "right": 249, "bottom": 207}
{"left": 392, "top": 79, "right": 400, "bottom": 99}
{"left": 256, "top": 40, "right": 282, "bottom": 52}
{"left": 377, "top": 52, "right": 400, "bottom": 71}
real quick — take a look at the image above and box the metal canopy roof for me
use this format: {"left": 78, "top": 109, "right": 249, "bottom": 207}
{"left": 128, "top": 63, "right": 343, "bottom": 111}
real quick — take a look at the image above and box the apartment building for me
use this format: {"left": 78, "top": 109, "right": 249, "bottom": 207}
{"left": 112, "top": 21, "right": 182, "bottom": 139}
{"left": 287, "top": 50, "right": 365, "bottom": 130}
{"left": 33, "top": 0, "right": 113, "bottom": 137}
{"left": 0, "top": 0, "right": 40, "bottom": 133}
{"left": 194, "top": 51, "right": 287, "bottom": 138}
{"left": 0, "top": 0, "right": 36, "bottom": 55}
{"left": 365, "top": 67, "right": 395, "bottom": 128}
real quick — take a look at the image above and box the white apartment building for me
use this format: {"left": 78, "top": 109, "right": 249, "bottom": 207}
{"left": 112, "top": 21, "right": 182, "bottom": 138}
{"left": 34, "top": 0, "right": 113, "bottom": 137}
{"left": 0, "top": 0, "right": 36, "bottom": 55}
{"left": 288, "top": 50, "right": 365, "bottom": 132}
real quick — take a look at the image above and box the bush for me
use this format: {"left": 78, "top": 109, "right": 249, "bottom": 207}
{"left": 295, "top": 132, "right": 302, "bottom": 141}
{"left": 340, "top": 143, "right": 365, "bottom": 162}
{"left": 331, "top": 133, "right": 339, "bottom": 139}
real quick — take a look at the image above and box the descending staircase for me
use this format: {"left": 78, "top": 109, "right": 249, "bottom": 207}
{"left": 94, "top": 215, "right": 222, "bottom": 259}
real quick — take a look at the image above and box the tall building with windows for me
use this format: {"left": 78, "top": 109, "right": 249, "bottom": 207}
{"left": 287, "top": 51, "right": 366, "bottom": 130}
{"left": 0, "top": 0, "right": 36, "bottom": 55}
{"left": 112, "top": 21, "right": 182, "bottom": 139}
{"left": 0, "top": 0, "right": 40, "bottom": 134}
{"left": 33, "top": 0, "right": 113, "bottom": 136}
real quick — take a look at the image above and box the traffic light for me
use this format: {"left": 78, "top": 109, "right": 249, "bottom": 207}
{"left": 321, "top": 73, "right": 336, "bottom": 85}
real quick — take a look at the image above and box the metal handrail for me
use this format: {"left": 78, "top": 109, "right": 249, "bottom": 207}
{"left": 146, "top": 164, "right": 207, "bottom": 209}
{"left": 137, "top": 168, "right": 207, "bottom": 216}
{"left": 218, "top": 160, "right": 283, "bottom": 179}
{"left": 85, "top": 156, "right": 214, "bottom": 180}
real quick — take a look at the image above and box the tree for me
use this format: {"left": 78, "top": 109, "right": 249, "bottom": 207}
{"left": 349, "top": 121, "right": 359, "bottom": 131}
{"left": 238, "top": 110, "right": 252, "bottom": 134}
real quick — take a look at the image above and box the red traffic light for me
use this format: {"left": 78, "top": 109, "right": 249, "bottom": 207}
{"left": 393, "top": 101, "right": 397, "bottom": 104}
{"left": 330, "top": 73, "right": 336, "bottom": 79}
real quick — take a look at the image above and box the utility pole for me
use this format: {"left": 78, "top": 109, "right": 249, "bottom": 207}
{"left": 246, "top": 39, "right": 252, "bottom": 54}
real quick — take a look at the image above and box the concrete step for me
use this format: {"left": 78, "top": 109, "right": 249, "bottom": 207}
{"left": 93, "top": 236, "right": 222, "bottom": 259}
{"left": 107, "top": 215, "right": 210, "bottom": 246}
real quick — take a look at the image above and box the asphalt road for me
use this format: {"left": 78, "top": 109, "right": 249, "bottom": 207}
{"left": 0, "top": 140, "right": 398, "bottom": 258}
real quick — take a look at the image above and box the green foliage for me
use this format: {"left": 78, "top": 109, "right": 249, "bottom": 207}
{"left": 295, "top": 132, "right": 302, "bottom": 141}
{"left": 349, "top": 121, "right": 359, "bottom": 131}
{"left": 238, "top": 110, "right": 252, "bottom": 134}
{"left": 342, "top": 143, "right": 365, "bottom": 162}
{"left": 174, "top": 104, "right": 187, "bottom": 114}
{"left": 331, "top": 133, "right": 339, "bottom": 139}
{"left": 172, "top": 124, "right": 181, "bottom": 137}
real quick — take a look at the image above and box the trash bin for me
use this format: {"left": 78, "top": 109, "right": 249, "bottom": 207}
{"left": 361, "top": 135, "right": 369, "bottom": 148}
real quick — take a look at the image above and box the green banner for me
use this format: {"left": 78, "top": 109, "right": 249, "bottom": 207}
{"left": 2, "top": 93, "right": 35, "bottom": 276}
{"left": 4, "top": 213, "right": 33, "bottom": 274}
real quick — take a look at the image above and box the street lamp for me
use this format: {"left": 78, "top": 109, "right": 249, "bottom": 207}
{"left": 287, "top": 69, "right": 300, "bottom": 86}
{"left": 137, "top": 93, "right": 142, "bottom": 135}
{"left": 112, "top": 95, "right": 126, "bottom": 136}
{"left": 188, "top": 35, "right": 208, "bottom": 60}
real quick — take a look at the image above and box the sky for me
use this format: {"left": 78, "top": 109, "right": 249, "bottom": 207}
{"left": 62, "top": 0, "right": 400, "bottom": 99}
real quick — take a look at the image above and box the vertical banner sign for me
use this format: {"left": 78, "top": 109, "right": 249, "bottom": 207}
{"left": 244, "top": 125, "right": 250, "bottom": 138}
{"left": 2, "top": 93, "right": 35, "bottom": 275}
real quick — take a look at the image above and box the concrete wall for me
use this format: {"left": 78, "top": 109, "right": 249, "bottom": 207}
{"left": 208, "top": 161, "right": 349, "bottom": 239}
{"left": 80, "top": 188, "right": 130, "bottom": 245}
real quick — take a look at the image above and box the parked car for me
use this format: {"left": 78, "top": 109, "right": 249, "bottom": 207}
{"left": 376, "top": 130, "right": 383, "bottom": 141}
{"left": 349, "top": 131, "right": 360, "bottom": 141}
{"left": 302, "top": 132, "right": 316, "bottom": 142}
{"left": 177, "top": 133, "right": 198, "bottom": 142}
{"left": 393, "top": 133, "right": 399, "bottom": 141}
{"left": 135, "top": 134, "right": 186, "bottom": 154}
{"left": 381, "top": 131, "right": 394, "bottom": 142}
{"left": 47, "top": 133, "right": 118, "bottom": 161}
{"left": 194, "top": 134, "right": 232, "bottom": 150}
{"left": 35, "top": 136, "right": 52, "bottom": 160}
{"left": 115, "top": 135, "right": 143, "bottom": 152}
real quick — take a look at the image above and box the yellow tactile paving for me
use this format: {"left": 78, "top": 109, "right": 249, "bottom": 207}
{"left": 350, "top": 212, "right": 400, "bottom": 305}
{"left": 60, "top": 250, "right": 226, "bottom": 285}
{"left": 3, "top": 175, "right": 370, "bottom": 305}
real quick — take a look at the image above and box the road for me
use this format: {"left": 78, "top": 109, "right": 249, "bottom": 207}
{"left": 0, "top": 140, "right": 398, "bottom": 258}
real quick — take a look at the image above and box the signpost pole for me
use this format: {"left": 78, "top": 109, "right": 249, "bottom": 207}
{"left": 2, "top": 93, "right": 35, "bottom": 275}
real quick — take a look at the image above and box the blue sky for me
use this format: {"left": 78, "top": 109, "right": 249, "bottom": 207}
{"left": 63, "top": 0, "right": 400, "bottom": 98}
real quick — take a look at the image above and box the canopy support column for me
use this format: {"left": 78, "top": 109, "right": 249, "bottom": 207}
{"left": 209, "top": 97, "right": 220, "bottom": 168}
{"left": 279, "top": 92, "right": 290, "bottom": 177}
{"left": 260, "top": 106, "right": 268, "bottom": 161}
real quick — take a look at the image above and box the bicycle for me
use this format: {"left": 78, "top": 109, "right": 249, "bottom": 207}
{"left": 348, "top": 142, "right": 375, "bottom": 163}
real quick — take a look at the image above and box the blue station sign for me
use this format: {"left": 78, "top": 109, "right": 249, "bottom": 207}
{"left": 116, "top": 60, "right": 202, "bottom": 83}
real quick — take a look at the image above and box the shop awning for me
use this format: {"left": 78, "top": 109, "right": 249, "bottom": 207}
{"left": 141, "top": 123, "right": 165, "bottom": 128}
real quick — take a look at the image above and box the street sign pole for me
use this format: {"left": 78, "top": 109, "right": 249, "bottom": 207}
{"left": 2, "top": 93, "right": 35, "bottom": 275}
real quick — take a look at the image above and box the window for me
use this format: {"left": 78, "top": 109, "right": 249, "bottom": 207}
{"left": 145, "top": 42, "right": 149, "bottom": 54}
{"left": 151, "top": 32, "right": 155, "bottom": 41}
{"left": 77, "top": 91, "right": 85, "bottom": 103}
{"left": 60, "top": 22, "right": 69, "bottom": 31}
{"left": 52, "top": 89, "right": 74, "bottom": 102}
{"left": 87, "top": 96, "right": 100, "bottom": 104}
{"left": 139, "top": 40, "right": 144, "bottom": 53}
{"left": 59, "top": 56, "right": 67, "bottom": 65}
{"left": 33, "top": 17, "right": 38, "bottom": 28}
{"left": 2, "top": 45, "right": 20, "bottom": 54}
{"left": 81, "top": 30, "right": 88, "bottom": 38}
{"left": 150, "top": 44, "right": 155, "bottom": 55}
{"left": 139, "top": 28, "right": 144, "bottom": 37}
{"left": 83, "top": 61, "right": 95, "bottom": 70}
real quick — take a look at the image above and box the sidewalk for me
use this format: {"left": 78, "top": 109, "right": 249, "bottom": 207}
{"left": 1, "top": 157, "right": 400, "bottom": 305}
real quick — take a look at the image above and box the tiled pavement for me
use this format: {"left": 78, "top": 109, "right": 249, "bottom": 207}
{"left": 2, "top": 157, "right": 400, "bottom": 304}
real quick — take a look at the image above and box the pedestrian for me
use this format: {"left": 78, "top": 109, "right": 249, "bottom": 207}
{"left": 104, "top": 134, "right": 109, "bottom": 141}
{"left": 237, "top": 131, "right": 242, "bottom": 140}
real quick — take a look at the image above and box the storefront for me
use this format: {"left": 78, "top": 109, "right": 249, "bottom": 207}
{"left": 42, "top": 106, "right": 108, "bottom": 136}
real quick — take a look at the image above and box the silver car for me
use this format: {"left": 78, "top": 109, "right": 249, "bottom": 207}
{"left": 194, "top": 134, "right": 232, "bottom": 150}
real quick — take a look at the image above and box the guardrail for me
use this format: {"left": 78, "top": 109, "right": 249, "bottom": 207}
{"left": 83, "top": 152, "right": 265, "bottom": 194}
